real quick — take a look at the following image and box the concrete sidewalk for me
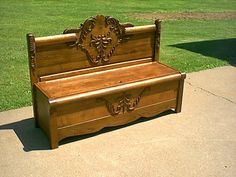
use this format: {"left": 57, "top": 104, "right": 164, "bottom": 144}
{"left": 0, "top": 66, "right": 236, "bottom": 177}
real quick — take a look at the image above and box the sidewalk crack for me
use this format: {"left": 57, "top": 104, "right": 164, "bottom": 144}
{"left": 186, "top": 81, "right": 236, "bottom": 104}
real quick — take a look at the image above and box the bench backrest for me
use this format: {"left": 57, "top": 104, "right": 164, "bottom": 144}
{"left": 27, "top": 15, "right": 161, "bottom": 84}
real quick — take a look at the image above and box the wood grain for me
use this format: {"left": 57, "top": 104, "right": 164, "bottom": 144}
{"left": 55, "top": 81, "right": 178, "bottom": 128}
{"left": 27, "top": 15, "right": 185, "bottom": 149}
{"left": 36, "top": 62, "right": 179, "bottom": 99}
{"left": 35, "top": 32, "right": 154, "bottom": 76}
{"left": 57, "top": 99, "right": 176, "bottom": 142}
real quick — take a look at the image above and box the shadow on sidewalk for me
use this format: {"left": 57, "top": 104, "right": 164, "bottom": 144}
{"left": 170, "top": 38, "right": 236, "bottom": 65}
{"left": 0, "top": 110, "right": 174, "bottom": 151}
{"left": 0, "top": 118, "right": 50, "bottom": 151}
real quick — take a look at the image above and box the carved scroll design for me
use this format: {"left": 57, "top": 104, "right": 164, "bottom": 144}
{"left": 69, "top": 15, "right": 125, "bottom": 65}
{"left": 28, "top": 34, "right": 36, "bottom": 70}
{"left": 63, "top": 28, "right": 81, "bottom": 34}
{"left": 63, "top": 23, "right": 132, "bottom": 34}
{"left": 101, "top": 88, "right": 147, "bottom": 116}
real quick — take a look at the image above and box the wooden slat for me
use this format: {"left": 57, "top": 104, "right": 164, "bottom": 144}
{"left": 125, "top": 25, "right": 155, "bottom": 34}
{"left": 34, "top": 25, "right": 156, "bottom": 47}
{"left": 35, "top": 32, "right": 154, "bottom": 76}
{"left": 35, "top": 33, "right": 76, "bottom": 47}
{"left": 40, "top": 58, "right": 152, "bottom": 81}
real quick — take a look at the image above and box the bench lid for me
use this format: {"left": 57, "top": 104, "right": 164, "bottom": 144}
{"left": 36, "top": 62, "right": 180, "bottom": 104}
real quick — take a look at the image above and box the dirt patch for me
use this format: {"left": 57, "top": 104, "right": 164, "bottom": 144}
{"left": 130, "top": 12, "right": 236, "bottom": 20}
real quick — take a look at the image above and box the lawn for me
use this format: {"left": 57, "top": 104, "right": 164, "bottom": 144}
{"left": 0, "top": 0, "right": 236, "bottom": 111}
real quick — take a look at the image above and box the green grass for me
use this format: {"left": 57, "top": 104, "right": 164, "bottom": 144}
{"left": 0, "top": 0, "right": 236, "bottom": 111}
{"left": 161, "top": 20, "right": 236, "bottom": 72}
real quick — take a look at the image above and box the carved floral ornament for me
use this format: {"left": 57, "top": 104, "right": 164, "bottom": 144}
{"left": 100, "top": 88, "right": 147, "bottom": 116}
{"left": 69, "top": 15, "right": 125, "bottom": 65}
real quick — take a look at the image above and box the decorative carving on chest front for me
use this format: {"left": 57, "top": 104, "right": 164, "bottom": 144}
{"left": 72, "top": 15, "right": 125, "bottom": 65}
{"left": 101, "top": 88, "right": 147, "bottom": 116}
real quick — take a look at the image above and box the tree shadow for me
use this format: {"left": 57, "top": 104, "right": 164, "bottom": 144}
{"left": 0, "top": 110, "right": 174, "bottom": 151}
{"left": 170, "top": 38, "right": 236, "bottom": 65}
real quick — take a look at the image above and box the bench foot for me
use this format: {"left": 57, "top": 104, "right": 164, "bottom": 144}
{"left": 175, "top": 107, "right": 181, "bottom": 113}
{"left": 50, "top": 140, "right": 59, "bottom": 149}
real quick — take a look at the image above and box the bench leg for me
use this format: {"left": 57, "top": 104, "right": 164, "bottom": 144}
{"left": 34, "top": 115, "right": 39, "bottom": 128}
{"left": 50, "top": 138, "right": 59, "bottom": 149}
{"left": 175, "top": 73, "right": 186, "bottom": 113}
{"left": 31, "top": 86, "right": 39, "bottom": 128}
{"left": 49, "top": 128, "right": 59, "bottom": 149}
{"left": 33, "top": 99, "right": 39, "bottom": 128}
{"left": 49, "top": 112, "right": 59, "bottom": 149}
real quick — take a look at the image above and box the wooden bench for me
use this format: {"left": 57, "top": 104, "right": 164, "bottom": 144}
{"left": 26, "top": 15, "right": 186, "bottom": 149}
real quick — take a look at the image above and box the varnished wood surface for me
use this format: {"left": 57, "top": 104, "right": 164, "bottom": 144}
{"left": 36, "top": 62, "right": 179, "bottom": 99}
{"left": 55, "top": 81, "right": 178, "bottom": 128}
{"left": 40, "top": 58, "right": 152, "bottom": 81}
{"left": 49, "top": 73, "right": 180, "bottom": 106}
{"left": 27, "top": 15, "right": 185, "bottom": 149}
{"left": 35, "top": 25, "right": 156, "bottom": 47}
{"left": 176, "top": 73, "right": 186, "bottom": 113}
{"left": 57, "top": 99, "right": 176, "bottom": 141}
{"left": 35, "top": 32, "right": 154, "bottom": 76}
{"left": 35, "top": 88, "right": 50, "bottom": 138}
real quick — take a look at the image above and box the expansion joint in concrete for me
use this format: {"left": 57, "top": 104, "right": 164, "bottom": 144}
{"left": 186, "top": 81, "right": 236, "bottom": 105}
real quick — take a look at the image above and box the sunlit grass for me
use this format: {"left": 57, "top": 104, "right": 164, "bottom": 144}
{"left": 0, "top": 0, "right": 235, "bottom": 111}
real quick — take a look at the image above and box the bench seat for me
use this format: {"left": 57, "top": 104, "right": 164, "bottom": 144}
{"left": 36, "top": 62, "right": 180, "bottom": 101}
